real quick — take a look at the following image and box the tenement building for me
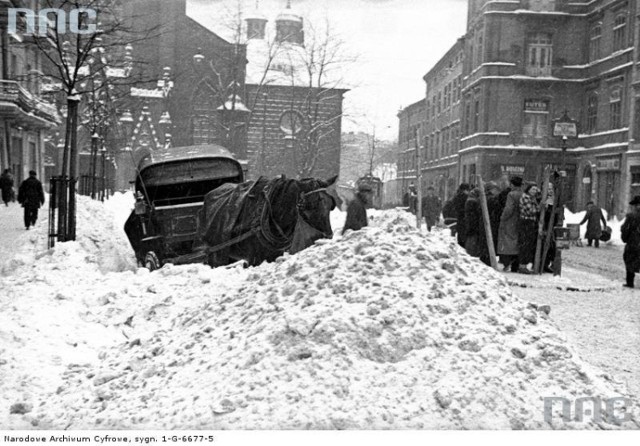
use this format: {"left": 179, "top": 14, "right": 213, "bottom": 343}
{"left": 399, "top": 0, "right": 639, "bottom": 217}
{"left": 460, "top": 0, "right": 638, "bottom": 216}
{"left": 423, "top": 37, "right": 465, "bottom": 201}
{"left": 397, "top": 98, "right": 425, "bottom": 199}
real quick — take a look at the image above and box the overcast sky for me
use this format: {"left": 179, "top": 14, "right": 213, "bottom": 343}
{"left": 188, "top": 0, "right": 468, "bottom": 140}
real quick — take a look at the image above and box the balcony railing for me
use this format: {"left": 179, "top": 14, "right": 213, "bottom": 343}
{"left": 0, "top": 80, "right": 59, "bottom": 123}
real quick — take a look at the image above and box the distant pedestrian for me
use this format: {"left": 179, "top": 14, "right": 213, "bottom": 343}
{"left": 497, "top": 176, "right": 523, "bottom": 272}
{"left": 621, "top": 196, "right": 640, "bottom": 288}
{"left": 517, "top": 183, "right": 540, "bottom": 273}
{"left": 403, "top": 183, "right": 418, "bottom": 215}
{"left": 452, "top": 183, "right": 471, "bottom": 247}
{"left": 421, "top": 186, "right": 442, "bottom": 231}
{"left": 464, "top": 188, "right": 482, "bottom": 257}
{"left": 0, "top": 169, "right": 14, "bottom": 206}
{"left": 342, "top": 183, "right": 372, "bottom": 235}
{"left": 18, "top": 170, "right": 45, "bottom": 230}
{"left": 579, "top": 201, "right": 607, "bottom": 247}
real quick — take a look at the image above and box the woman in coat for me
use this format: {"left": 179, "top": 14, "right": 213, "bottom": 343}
{"left": 579, "top": 201, "right": 607, "bottom": 247}
{"left": 497, "top": 176, "right": 523, "bottom": 272}
{"left": 517, "top": 184, "right": 540, "bottom": 272}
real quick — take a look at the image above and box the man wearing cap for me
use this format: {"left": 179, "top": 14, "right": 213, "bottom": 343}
{"left": 18, "top": 170, "right": 45, "bottom": 230}
{"left": 342, "top": 183, "right": 372, "bottom": 235}
{"left": 621, "top": 195, "right": 640, "bottom": 288}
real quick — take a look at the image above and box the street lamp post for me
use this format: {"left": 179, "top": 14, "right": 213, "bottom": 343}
{"left": 90, "top": 132, "right": 100, "bottom": 199}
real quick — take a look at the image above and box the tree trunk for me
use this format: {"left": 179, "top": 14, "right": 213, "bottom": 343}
{"left": 57, "top": 99, "right": 75, "bottom": 242}
{"left": 67, "top": 97, "right": 79, "bottom": 241}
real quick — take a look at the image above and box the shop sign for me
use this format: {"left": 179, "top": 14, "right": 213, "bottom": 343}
{"left": 582, "top": 177, "right": 591, "bottom": 184}
{"left": 500, "top": 165, "right": 525, "bottom": 175}
{"left": 524, "top": 100, "right": 549, "bottom": 112}
{"left": 596, "top": 158, "right": 620, "bottom": 171}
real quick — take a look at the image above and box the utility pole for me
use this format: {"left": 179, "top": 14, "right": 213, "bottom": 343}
{"left": 415, "top": 128, "right": 423, "bottom": 228}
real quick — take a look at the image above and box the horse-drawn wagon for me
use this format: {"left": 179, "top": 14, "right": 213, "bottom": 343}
{"left": 124, "top": 144, "right": 338, "bottom": 271}
{"left": 124, "top": 144, "right": 245, "bottom": 270}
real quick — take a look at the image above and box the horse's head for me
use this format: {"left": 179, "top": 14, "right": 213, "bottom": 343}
{"left": 296, "top": 175, "right": 338, "bottom": 238}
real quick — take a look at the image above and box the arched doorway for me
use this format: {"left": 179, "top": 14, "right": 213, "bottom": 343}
{"left": 581, "top": 164, "right": 593, "bottom": 209}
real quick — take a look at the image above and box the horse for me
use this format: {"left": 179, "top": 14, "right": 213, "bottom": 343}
{"left": 198, "top": 175, "right": 338, "bottom": 267}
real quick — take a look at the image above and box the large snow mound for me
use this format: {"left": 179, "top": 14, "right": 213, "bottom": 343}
{"left": 30, "top": 210, "right": 638, "bottom": 430}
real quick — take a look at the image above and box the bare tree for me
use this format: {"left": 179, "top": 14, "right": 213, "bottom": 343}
{"left": 29, "top": 0, "right": 159, "bottom": 241}
{"left": 283, "top": 18, "right": 356, "bottom": 178}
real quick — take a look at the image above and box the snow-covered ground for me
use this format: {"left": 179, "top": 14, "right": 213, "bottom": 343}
{"left": 0, "top": 197, "right": 638, "bottom": 429}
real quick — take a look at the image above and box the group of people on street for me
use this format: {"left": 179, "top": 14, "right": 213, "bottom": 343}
{"left": 440, "top": 175, "right": 604, "bottom": 274}
{"left": 0, "top": 168, "right": 45, "bottom": 230}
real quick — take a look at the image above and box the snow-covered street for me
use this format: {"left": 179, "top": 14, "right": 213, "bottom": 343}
{"left": 0, "top": 196, "right": 638, "bottom": 429}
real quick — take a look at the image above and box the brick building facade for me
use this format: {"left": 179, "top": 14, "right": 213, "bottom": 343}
{"left": 397, "top": 98, "right": 425, "bottom": 200}
{"left": 399, "top": 0, "right": 640, "bottom": 217}
{"left": 111, "top": 0, "right": 345, "bottom": 188}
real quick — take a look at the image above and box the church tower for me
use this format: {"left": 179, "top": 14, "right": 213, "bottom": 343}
{"left": 275, "top": 0, "right": 304, "bottom": 45}
{"left": 245, "top": 1, "right": 268, "bottom": 40}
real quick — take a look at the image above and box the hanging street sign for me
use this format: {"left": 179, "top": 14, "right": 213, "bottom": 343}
{"left": 553, "top": 110, "right": 578, "bottom": 138}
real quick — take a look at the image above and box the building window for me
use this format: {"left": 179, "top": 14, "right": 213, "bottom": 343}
{"left": 473, "top": 99, "right": 480, "bottom": 133}
{"left": 280, "top": 110, "right": 304, "bottom": 137}
{"left": 634, "top": 97, "right": 640, "bottom": 141}
{"left": 586, "top": 94, "right": 598, "bottom": 133}
{"left": 613, "top": 14, "right": 627, "bottom": 52}
{"left": 530, "top": 0, "right": 556, "bottom": 11}
{"left": 526, "top": 33, "right": 552, "bottom": 77}
{"left": 589, "top": 22, "right": 601, "bottom": 62}
{"left": 437, "top": 91, "right": 441, "bottom": 114}
{"left": 464, "top": 101, "right": 471, "bottom": 135}
{"left": 523, "top": 99, "right": 550, "bottom": 140}
{"left": 475, "top": 30, "right": 484, "bottom": 67}
{"left": 609, "top": 88, "right": 622, "bottom": 129}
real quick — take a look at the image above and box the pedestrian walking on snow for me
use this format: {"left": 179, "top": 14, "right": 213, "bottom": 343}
{"left": 0, "top": 169, "right": 14, "bottom": 206}
{"left": 342, "top": 183, "right": 372, "bottom": 235}
{"left": 621, "top": 195, "right": 640, "bottom": 288}
{"left": 18, "top": 170, "right": 45, "bottom": 230}
{"left": 421, "top": 186, "right": 442, "bottom": 232}
{"left": 579, "top": 201, "right": 607, "bottom": 247}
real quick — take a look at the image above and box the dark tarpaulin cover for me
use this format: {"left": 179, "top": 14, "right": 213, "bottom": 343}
{"left": 197, "top": 178, "right": 271, "bottom": 249}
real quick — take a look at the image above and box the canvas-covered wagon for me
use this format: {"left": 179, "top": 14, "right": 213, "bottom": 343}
{"left": 124, "top": 144, "right": 244, "bottom": 270}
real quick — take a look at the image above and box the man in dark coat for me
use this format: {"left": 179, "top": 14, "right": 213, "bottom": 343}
{"left": 342, "top": 183, "right": 372, "bottom": 235}
{"left": 621, "top": 196, "right": 640, "bottom": 288}
{"left": 464, "top": 188, "right": 482, "bottom": 257}
{"left": 579, "top": 201, "right": 607, "bottom": 247}
{"left": 421, "top": 186, "right": 442, "bottom": 231}
{"left": 452, "top": 183, "right": 471, "bottom": 247}
{"left": 0, "top": 169, "right": 14, "bottom": 206}
{"left": 18, "top": 170, "right": 45, "bottom": 230}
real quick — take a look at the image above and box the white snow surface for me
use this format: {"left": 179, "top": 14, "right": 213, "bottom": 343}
{"left": 0, "top": 199, "right": 638, "bottom": 430}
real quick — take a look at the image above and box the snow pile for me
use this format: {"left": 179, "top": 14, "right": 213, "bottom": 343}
{"left": 30, "top": 210, "right": 638, "bottom": 430}
{"left": 1, "top": 195, "right": 136, "bottom": 276}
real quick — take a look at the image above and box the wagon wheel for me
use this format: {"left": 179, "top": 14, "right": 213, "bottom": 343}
{"left": 144, "top": 251, "right": 161, "bottom": 271}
